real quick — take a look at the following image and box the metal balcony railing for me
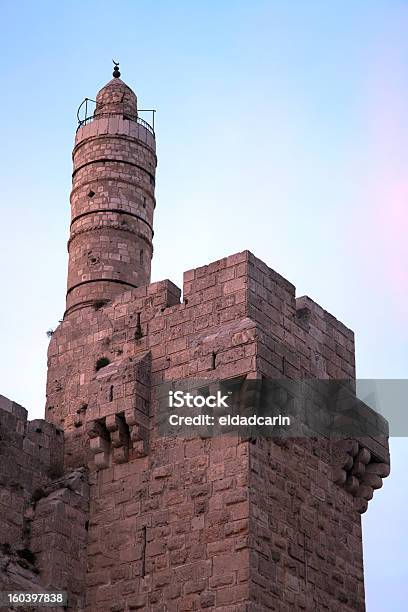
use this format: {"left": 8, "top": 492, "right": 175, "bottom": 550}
{"left": 76, "top": 98, "right": 156, "bottom": 135}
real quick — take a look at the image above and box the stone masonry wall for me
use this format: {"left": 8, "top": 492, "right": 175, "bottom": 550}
{"left": 0, "top": 396, "right": 63, "bottom": 548}
{"left": 0, "top": 396, "right": 89, "bottom": 610}
{"left": 44, "top": 250, "right": 390, "bottom": 611}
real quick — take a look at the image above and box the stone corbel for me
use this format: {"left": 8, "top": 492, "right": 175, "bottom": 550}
{"left": 106, "top": 414, "right": 130, "bottom": 464}
{"left": 332, "top": 438, "right": 390, "bottom": 513}
{"left": 87, "top": 420, "right": 110, "bottom": 470}
{"left": 125, "top": 408, "right": 148, "bottom": 458}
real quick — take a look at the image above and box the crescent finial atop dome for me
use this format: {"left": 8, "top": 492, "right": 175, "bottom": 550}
{"left": 112, "top": 59, "right": 121, "bottom": 79}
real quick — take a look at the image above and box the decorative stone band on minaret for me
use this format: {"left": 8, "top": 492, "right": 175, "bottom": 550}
{"left": 65, "top": 71, "right": 156, "bottom": 316}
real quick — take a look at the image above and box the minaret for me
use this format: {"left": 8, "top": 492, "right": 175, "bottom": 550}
{"left": 66, "top": 63, "right": 156, "bottom": 316}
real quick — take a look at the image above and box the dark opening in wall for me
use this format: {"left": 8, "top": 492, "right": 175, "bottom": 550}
{"left": 95, "top": 357, "right": 110, "bottom": 371}
{"left": 88, "top": 252, "right": 100, "bottom": 266}
{"left": 17, "top": 548, "right": 37, "bottom": 566}
{"left": 141, "top": 526, "right": 147, "bottom": 577}
{"left": 77, "top": 403, "right": 88, "bottom": 415}
{"left": 31, "top": 488, "right": 46, "bottom": 504}
{"left": 140, "top": 250, "right": 144, "bottom": 265}
{"left": 135, "top": 313, "right": 142, "bottom": 340}
{"left": 117, "top": 413, "right": 131, "bottom": 449}
{"left": 93, "top": 299, "right": 109, "bottom": 311}
{"left": 109, "top": 385, "right": 114, "bottom": 402}
{"left": 88, "top": 190, "right": 95, "bottom": 198}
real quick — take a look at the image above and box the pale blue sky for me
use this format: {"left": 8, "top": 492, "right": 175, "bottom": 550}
{"left": 0, "top": 1, "right": 407, "bottom": 609}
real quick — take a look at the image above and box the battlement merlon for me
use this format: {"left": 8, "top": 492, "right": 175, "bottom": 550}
{"left": 0, "top": 394, "right": 64, "bottom": 469}
{"left": 182, "top": 250, "right": 355, "bottom": 379}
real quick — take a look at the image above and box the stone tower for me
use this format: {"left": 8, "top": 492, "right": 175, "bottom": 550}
{"left": 66, "top": 68, "right": 156, "bottom": 316}
{"left": 0, "top": 68, "right": 390, "bottom": 611}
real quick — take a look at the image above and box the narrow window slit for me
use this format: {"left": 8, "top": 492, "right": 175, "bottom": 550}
{"left": 141, "top": 526, "right": 147, "bottom": 577}
{"left": 135, "top": 313, "right": 142, "bottom": 340}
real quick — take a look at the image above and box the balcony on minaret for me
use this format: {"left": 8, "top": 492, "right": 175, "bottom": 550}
{"left": 76, "top": 78, "right": 155, "bottom": 147}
